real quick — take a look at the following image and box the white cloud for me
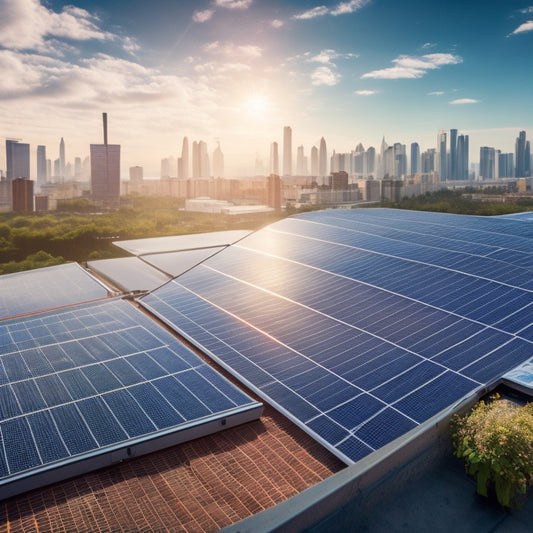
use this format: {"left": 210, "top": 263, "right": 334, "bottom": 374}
{"left": 123, "top": 37, "right": 140, "bottom": 54}
{"left": 311, "top": 66, "right": 341, "bottom": 86}
{"left": 215, "top": 0, "right": 253, "bottom": 8}
{"left": 293, "top": 6, "right": 329, "bottom": 20}
{"left": 331, "top": 0, "right": 370, "bottom": 16}
{"left": 271, "top": 19, "right": 284, "bottom": 28}
{"left": 308, "top": 49, "right": 358, "bottom": 64}
{"left": 519, "top": 7, "right": 533, "bottom": 14}
{"left": 510, "top": 20, "right": 533, "bottom": 35}
{"left": 427, "top": 91, "right": 444, "bottom": 95}
{"left": 0, "top": 0, "right": 114, "bottom": 50}
{"left": 193, "top": 9, "right": 215, "bottom": 23}
{"left": 361, "top": 53, "right": 462, "bottom": 79}
{"left": 449, "top": 98, "right": 479, "bottom": 104}
{"left": 204, "top": 41, "right": 262, "bottom": 59}
{"left": 355, "top": 89, "right": 377, "bottom": 95}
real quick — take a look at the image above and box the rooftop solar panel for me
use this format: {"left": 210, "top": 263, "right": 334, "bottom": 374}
{"left": 0, "top": 263, "right": 111, "bottom": 320}
{"left": 0, "top": 298, "right": 261, "bottom": 499}
{"left": 141, "top": 247, "right": 225, "bottom": 277}
{"left": 140, "top": 209, "right": 533, "bottom": 465}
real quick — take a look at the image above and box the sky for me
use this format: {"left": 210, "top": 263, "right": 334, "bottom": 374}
{"left": 1, "top": 0, "right": 532, "bottom": 177}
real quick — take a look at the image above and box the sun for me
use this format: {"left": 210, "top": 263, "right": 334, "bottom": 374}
{"left": 244, "top": 94, "right": 270, "bottom": 118}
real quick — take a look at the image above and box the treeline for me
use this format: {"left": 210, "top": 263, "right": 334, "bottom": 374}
{"left": 377, "top": 188, "right": 533, "bottom": 216}
{"left": 0, "top": 196, "right": 285, "bottom": 275}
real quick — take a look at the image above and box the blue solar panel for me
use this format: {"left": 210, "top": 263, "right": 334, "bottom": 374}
{"left": 140, "top": 208, "right": 533, "bottom": 466}
{"left": 0, "top": 298, "right": 261, "bottom": 496}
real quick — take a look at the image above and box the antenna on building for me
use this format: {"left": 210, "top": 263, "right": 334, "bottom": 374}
{"left": 103, "top": 112, "right": 108, "bottom": 145}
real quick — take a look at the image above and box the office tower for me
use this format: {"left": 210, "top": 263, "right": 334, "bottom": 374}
{"left": 457, "top": 135, "right": 469, "bottom": 180}
{"left": 330, "top": 171, "right": 348, "bottom": 190}
{"left": 11, "top": 177, "right": 33, "bottom": 212}
{"left": 53, "top": 159, "right": 60, "bottom": 179}
{"left": 366, "top": 146, "right": 376, "bottom": 176}
{"left": 192, "top": 141, "right": 199, "bottom": 178}
{"left": 36, "top": 145, "right": 47, "bottom": 187}
{"left": 270, "top": 142, "right": 279, "bottom": 175}
{"left": 267, "top": 174, "right": 281, "bottom": 209}
{"left": 394, "top": 143, "right": 406, "bottom": 178}
{"left": 46, "top": 159, "right": 51, "bottom": 180}
{"left": 283, "top": 126, "right": 292, "bottom": 176}
{"left": 515, "top": 131, "right": 528, "bottom": 178}
{"left": 74, "top": 157, "right": 82, "bottom": 178}
{"left": 437, "top": 131, "right": 447, "bottom": 180}
{"left": 6, "top": 139, "right": 30, "bottom": 180}
{"left": 410, "top": 143, "right": 420, "bottom": 175}
{"left": 421, "top": 149, "right": 436, "bottom": 173}
{"left": 479, "top": 147, "right": 495, "bottom": 179}
{"left": 181, "top": 137, "right": 189, "bottom": 179}
{"left": 129, "top": 166, "right": 143, "bottom": 183}
{"left": 319, "top": 137, "right": 327, "bottom": 177}
{"left": 449, "top": 129, "right": 457, "bottom": 179}
{"left": 296, "top": 145, "right": 305, "bottom": 175}
{"left": 310, "top": 146, "right": 318, "bottom": 176}
{"left": 90, "top": 113, "right": 120, "bottom": 202}
{"left": 198, "top": 141, "right": 210, "bottom": 178}
{"left": 213, "top": 142, "right": 224, "bottom": 177}
{"left": 383, "top": 146, "right": 395, "bottom": 177}
{"left": 161, "top": 158, "right": 170, "bottom": 178}
{"left": 498, "top": 153, "right": 514, "bottom": 178}
{"left": 59, "top": 137, "right": 65, "bottom": 178}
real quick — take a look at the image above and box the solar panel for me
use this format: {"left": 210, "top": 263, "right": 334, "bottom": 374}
{"left": 0, "top": 263, "right": 111, "bottom": 320}
{"left": 141, "top": 248, "right": 226, "bottom": 277}
{"left": 0, "top": 298, "right": 261, "bottom": 498}
{"left": 140, "top": 209, "right": 533, "bottom": 465}
{"left": 87, "top": 257, "right": 170, "bottom": 292}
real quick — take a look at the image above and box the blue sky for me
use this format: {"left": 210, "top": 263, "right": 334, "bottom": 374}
{"left": 0, "top": 0, "right": 532, "bottom": 176}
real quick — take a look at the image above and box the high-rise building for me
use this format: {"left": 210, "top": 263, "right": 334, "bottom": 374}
{"left": 421, "top": 149, "right": 436, "bottom": 173}
{"left": 199, "top": 141, "right": 210, "bottom": 178}
{"left": 479, "top": 147, "right": 495, "bottom": 179}
{"left": 129, "top": 166, "right": 143, "bottom": 184}
{"left": 192, "top": 141, "right": 199, "bottom": 178}
{"left": 449, "top": 129, "right": 457, "bottom": 180}
{"left": 310, "top": 146, "right": 318, "bottom": 176}
{"left": 410, "top": 143, "right": 420, "bottom": 175}
{"left": 270, "top": 142, "right": 279, "bottom": 176}
{"left": 498, "top": 153, "right": 514, "bottom": 178}
{"left": 515, "top": 130, "right": 527, "bottom": 178}
{"left": 366, "top": 146, "right": 376, "bottom": 176}
{"left": 457, "top": 134, "right": 469, "bottom": 180}
{"left": 437, "top": 131, "right": 447, "bottom": 180}
{"left": 11, "top": 178, "right": 33, "bottom": 212}
{"left": 59, "top": 137, "right": 65, "bottom": 179}
{"left": 267, "top": 174, "right": 281, "bottom": 209}
{"left": 36, "top": 145, "right": 47, "bottom": 187}
{"left": 179, "top": 137, "right": 189, "bottom": 179}
{"left": 283, "top": 126, "right": 292, "bottom": 176}
{"left": 319, "top": 137, "right": 327, "bottom": 177}
{"left": 6, "top": 139, "right": 30, "bottom": 180}
{"left": 213, "top": 143, "right": 224, "bottom": 177}
{"left": 394, "top": 143, "right": 406, "bottom": 178}
{"left": 74, "top": 157, "right": 82, "bottom": 178}
{"left": 296, "top": 145, "right": 305, "bottom": 175}
{"left": 90, "top": 113, "right": 120, "bottom": 202}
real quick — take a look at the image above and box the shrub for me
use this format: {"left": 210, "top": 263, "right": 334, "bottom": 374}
{"left": 451, "top": 395, "right": 533, "bottom": 508}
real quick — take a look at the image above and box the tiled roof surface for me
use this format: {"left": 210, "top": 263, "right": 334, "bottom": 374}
{"left": 1, "top": 403, "right": 344, "bottom": 532}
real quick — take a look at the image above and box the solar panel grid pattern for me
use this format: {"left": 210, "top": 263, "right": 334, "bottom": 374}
{"left": 141, "top": 209, "right": 533, "bottom": 465}
{"left": 0, "top": 299, "right": 257, "bottom": 485}
{"left": 0, "top": 263, "right": 109, "bottom": 320}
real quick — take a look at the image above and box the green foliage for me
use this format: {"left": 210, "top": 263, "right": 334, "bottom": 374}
{"left": 0, "top": 250, "right": 65, "bottom": 275}
{"left": 451, "top": 396, "right": 533, "bottom": 508}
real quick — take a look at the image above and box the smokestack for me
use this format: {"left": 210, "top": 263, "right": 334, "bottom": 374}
{"left": 103, "top": 112, "right": 108, "bottom": 145}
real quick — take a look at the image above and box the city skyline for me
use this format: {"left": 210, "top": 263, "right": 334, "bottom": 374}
{"left": 1, "top": 0, "right": 532, "bottom": 176}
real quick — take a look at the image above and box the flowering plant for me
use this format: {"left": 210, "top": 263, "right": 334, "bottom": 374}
{"left": 450, "top": 395, "right": 533, "bottom": 508}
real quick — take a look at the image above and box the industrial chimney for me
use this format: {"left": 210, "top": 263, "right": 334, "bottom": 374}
{"left": 103, "top": 112, "right": 108, "bottom": 145}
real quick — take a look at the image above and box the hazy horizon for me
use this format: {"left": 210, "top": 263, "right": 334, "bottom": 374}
{"left": 1, "top": 0, "right": 532, "bottom": 177}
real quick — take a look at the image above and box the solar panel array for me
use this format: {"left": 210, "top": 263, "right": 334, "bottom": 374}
{"left": 140, "top": 208, "right": 533, "bottom": 465}
{"left": 0, "top": 263, "right": 110, "bottom": 320}
{"left": 0, "top": 298, "right": 260, "bottom": 492}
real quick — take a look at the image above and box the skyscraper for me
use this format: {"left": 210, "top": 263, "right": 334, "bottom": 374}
{"left": 270, "top": 142, "right": 279, "bottom": 176}
{"left": 283, "top": 126, "right": 292, "bottom": 176}
{"left": 90, "top": 113, "right": 120, "bottom": 202}
{"left": 410, "top": 142, "right": 420, "bottom": 175}
{"left": 36, "top": 145, "right": 47, "bottom": 187}
{"left": 457, "top": 134, "right": 469, "bottom": 180}
{"left": 199, "top": 141, "right": 210, "bottom": 178}
{"left": 213, "top": 142, "right": 224, "bottom": 177}
{"left": 479, "top": 147, "right": 495, "bottom": 179}
{"left": 449, "top": 129, "right": 457, "bottom": 180}
{"left": 11, "top": 178, "right": 33, "bottom": 212}
{"left": 192, "top": 141, "right": 199, "bottom": 178}
{"left": 437, "top": 131, "right": 447, "bottom": 180}
{"left": 180, "top": 137, "right": 189, "bottom": 179}
{"left": 59, "top": 137, "right": 65, "bottom": 179}
{"left": 6, "top": 139, "right": 30, "bottom": 180}
{"left": 296, "top": 145, "right": 305, "bottom": 175}
{"left": 515, "top": 131, "right": 530, "bottom": 177}
{"left": 319, "top": 137, "right": 327, "bottom": 177}
{"left": 310, "top": 146, "right": 318, "bottom": 176}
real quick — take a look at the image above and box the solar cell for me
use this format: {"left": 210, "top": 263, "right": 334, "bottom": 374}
{"left": 0, "top": 298, "right": 261, "bottom": 498}
{"left": 140, "top": 208, "right": 533, "bottom": 466}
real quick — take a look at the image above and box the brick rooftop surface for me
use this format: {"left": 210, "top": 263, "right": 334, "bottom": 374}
{"left": 0, "top": 403, "right": 345, "bottom": 532}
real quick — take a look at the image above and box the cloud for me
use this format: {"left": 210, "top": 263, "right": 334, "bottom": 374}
{"left": 311, "top": 66, "right": 341, "bottom": 86}
{"left": 308, "top": 49, "right": 357, "bottom": 64}
{"left": 427, "top": 91, "right": 444, "bottom": 95}
{"left": 215, "top": 0, "right": 253, "bottom": 8}
{"left": 355, "top": 89, "right": 377, "bottom": 95}
{"left": 123, "top": 37, "right": 140, "bottom": 54}
{"left": 293, "top": 0, "right": 369, "bottom": 20}
{"left": 204, "top": 41, "right": 262, "bottom": 59}
{"left": 510, "top": 20, "right": 533, "bottom": 35}
{"left": 193, "top": 9, "right": 215, "bottom": 23}
{"left": 361, "top": 53, "right": 462, "bottom": 79}
{"left": 0, "top": 0, "right": 114, "bottom": 50}
{"left": 519, "top": 6, "right": 533, "bottom": 14}
{"left": 271, "top": 19, "right": 284, "bottom": 28}
{"left": 331, "top": 0, "right": 370, "bottom": 16}
{"left": 449, "top": 98, "right": 479, "bottom": 104}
